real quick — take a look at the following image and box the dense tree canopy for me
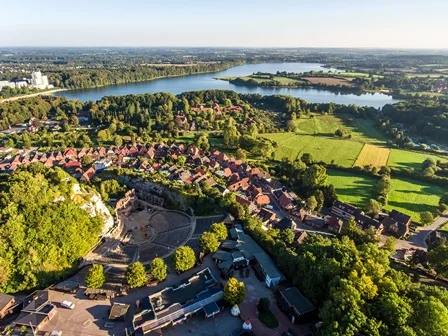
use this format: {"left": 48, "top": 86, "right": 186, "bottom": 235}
{"left": 242, "top": 214, "right": 448, "bottom": 336}
{"left": 0, "top": 165, "right": 103, "bottom": 293}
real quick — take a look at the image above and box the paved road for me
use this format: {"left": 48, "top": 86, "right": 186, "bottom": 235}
{"left": 406, "top": 213, "right": 448, "bottom": 249}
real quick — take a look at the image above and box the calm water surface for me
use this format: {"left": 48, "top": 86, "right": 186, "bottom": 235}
{"left": 54, "top": 63, "right": 400, "bottom": 107}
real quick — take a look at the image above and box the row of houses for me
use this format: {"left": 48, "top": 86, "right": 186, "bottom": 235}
{"left": 329, "top": 200, "right": 411, "bottom": 238}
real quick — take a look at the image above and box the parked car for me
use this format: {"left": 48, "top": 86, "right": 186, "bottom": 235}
{"left": 61, "top": 300, "right": 75, "bottom": 309}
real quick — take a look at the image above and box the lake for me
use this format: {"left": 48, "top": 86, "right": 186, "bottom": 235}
{"left": 54, "top": 63, "right": 400, "bottom": 107}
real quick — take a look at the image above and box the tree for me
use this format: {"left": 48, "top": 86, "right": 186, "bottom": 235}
{"left": 301, "top": 153, "right": 315, "bottom": 166}
{"left": 287, "top": 119, "right": 296, "bottom": 132}
{"left": 172, "top": 246, "right": 196, "bottom": 272}
{"left": 306, "top": 196, "right": 318, "bottom": 211}
{"left": 420, "top": 211, "right": 434, "bottom": 226}
{"left": 322, "top": 184, "right": 338, "bottom": 207}
{"left": 210, "top": 222, "right": 227, "bottom": 241}
{"left": 199, "top": 232, "right": 219, "bottom": 253}
{"left": 224, "top": 277, "right": 246, "bottom": 305}
{"left": 235, "top": 148, "right": 247, "bottom": 160}
{"left": 428, "top": 242, "right": 448, "bottom": 279}
{"left": 97, "top": 129, "right": 111, "bottom": 143}
{"left": 85, "top": 264, "right": 105, "bottom": 289}
{"left": 81, "top": 155, "right": 93, "bottom": 166}
{"left": 114, "top": 134, "right": 123, "bottom": 147}
{"left": 440, "top": 192, "right": 448, "bottom": 207}
{"left": 383, "top": 236, "right": 397, "bottom": 254}
{"left": 177, "top": 155, "right": 186, "bottom": 167}
{"left": 365, "top": 199, "right": 382, "bottom": 215}
{"left": 280, "top": 228, "right": 295, "bottom": 245}
{"left": 223, "top": 118, "right": 240, "bottom": 148}
{"left": 149, "top": 258, "right": 167, "bottom": 282}
{"left": 126, "top": 262, "right": 147, "bottom": 288}
{"left": 258, "top": 297, "right": 270, "bottom": 312}
{"left": 194, "top": 133, "right": 210, "bottom": 151}
{"left": 303, "top": 164, "right": 327, "bottom": 189}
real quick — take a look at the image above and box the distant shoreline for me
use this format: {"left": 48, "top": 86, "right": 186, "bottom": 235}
{"left": 0, "top": 88, "right": 68, "bottom": 103}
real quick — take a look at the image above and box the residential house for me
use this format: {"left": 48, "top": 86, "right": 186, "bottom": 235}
{"left": 381, "top": 210, "right": 411, "bottom": 237}
{"left": 327, "top": 216, "right": 343, "bottom": 234}
{"left": 275, "top": 217, "right": 297, "bottom": 231}
{"left": 0, "top": 293, "right": 16, "bottom": 319}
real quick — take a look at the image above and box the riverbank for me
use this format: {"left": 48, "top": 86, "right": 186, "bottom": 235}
{"left": 0, "top": 88, "right": 68, "bottom": 103}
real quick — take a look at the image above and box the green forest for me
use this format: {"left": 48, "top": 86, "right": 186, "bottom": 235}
{"left": 0, "top": 165, "right": 103, "bottom": 293}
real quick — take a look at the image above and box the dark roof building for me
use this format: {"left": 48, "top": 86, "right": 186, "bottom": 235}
{"left": 132, "top": 268, "right": 223, "bottom": 335}
{"left": 0, "top": 293, "right": 16, "bottom": 319}
{"left": 14, "top": 290, "right": 57, "bottom": 332}
{"left": 275, "top": 217, "right": 297, "bottom": 231}
{"left": 278, "top": 287, "right": 316, "bottom": 322}
{"left": 382, "top": 210, "right": 411, "bottom": 237}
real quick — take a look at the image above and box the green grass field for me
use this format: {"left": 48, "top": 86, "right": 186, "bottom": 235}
{"left": 262, "top": 133, "right": 363, "bottom": 167}
{"left": 385, "top": 177, "right": 446, "bottom": 223}
{"left": 294, "top": 114, "right": 387, "bottom": 144}
{"left": 327, "top": 169, "right": 377, "bottom": 208}
{"left": 333, "top": 72, "right": 383, "bottom": 79}
{"left": 388, "top": 149, "right": 447, "bottom": 170}
{"left": 438, "top": 221, "right": 448, "bottom": 233}
{"left": 328, "top": 170, "right": 444, "bottom": 223}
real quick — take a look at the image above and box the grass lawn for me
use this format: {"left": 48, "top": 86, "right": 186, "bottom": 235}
{"left": 258, "top": 310, "right": 279, "bottom": 329}
{"left": 262, "top": 133, "right": 363, "bottom": 167}
{"left": 387, "top": 149, "right": 447, "bottom": 170}
{"left": 327, "top": 170, "right": 444, "bottom": 223}
{"left": 438, "top": 221, "right": 448, "bottom": 233}
{"left": 294, "top": 114, "right": 387, "bottom": 144}
{"left": 327, "top": 169, "right": 377, "bottom": 208}
{"left": 386, "top": 177, "right": 446, "bottom": 223}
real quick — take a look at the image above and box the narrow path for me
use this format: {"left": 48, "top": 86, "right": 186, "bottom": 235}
{"left": 0, "top": 88, "right": 66, "bottom": 102}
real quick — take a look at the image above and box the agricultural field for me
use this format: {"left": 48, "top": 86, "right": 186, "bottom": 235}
{"left": 327, "top": 169, "right": 377, "bottom": 208}
{"left": 332, "top": 72, "right": 384, "bottom": 79}
{"left": 294, "top": 113, "right": 387, "bottom": 144}
{"left": 387, "top": 149, "right": 447, "bottom": 170}
{"left": 328, "top": 170, "right": 445, "bottom": 223}
{"left": 354, "top": 144, "right": 391, "bottom": 167}
{"left": 303, "top": 77, "right": 353, "bottom": 87}
{"left": 262, "top": 133, "right": 363, "bottom": 167}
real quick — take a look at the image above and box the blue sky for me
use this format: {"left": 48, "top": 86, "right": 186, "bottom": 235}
{"left": 1, "top": 0, "right": 447, "bottom": 48}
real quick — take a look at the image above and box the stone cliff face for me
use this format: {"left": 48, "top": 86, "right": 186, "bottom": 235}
{"left": 71, "top": 183, "right": 115, "bottom": 236}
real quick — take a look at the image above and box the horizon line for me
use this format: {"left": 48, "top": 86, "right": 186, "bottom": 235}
{"left": 1, "top": 46, "right": 448, "bottom": 51}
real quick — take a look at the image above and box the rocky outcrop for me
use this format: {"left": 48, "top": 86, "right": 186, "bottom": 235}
{"left": 71, "top": 183, "right": 115, "bottom": 236}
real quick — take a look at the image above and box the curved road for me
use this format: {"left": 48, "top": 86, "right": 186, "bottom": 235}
{"left": 406, "top": 213, "right": 448, "bottom": 250}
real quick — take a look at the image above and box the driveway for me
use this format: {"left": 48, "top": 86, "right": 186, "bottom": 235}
{"left": 405, "top": 213, "right": 448, "bottom": 250}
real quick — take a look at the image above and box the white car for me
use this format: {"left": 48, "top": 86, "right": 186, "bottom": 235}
{"left": 61, "top": 300, "right": 75, "bottom": 309}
